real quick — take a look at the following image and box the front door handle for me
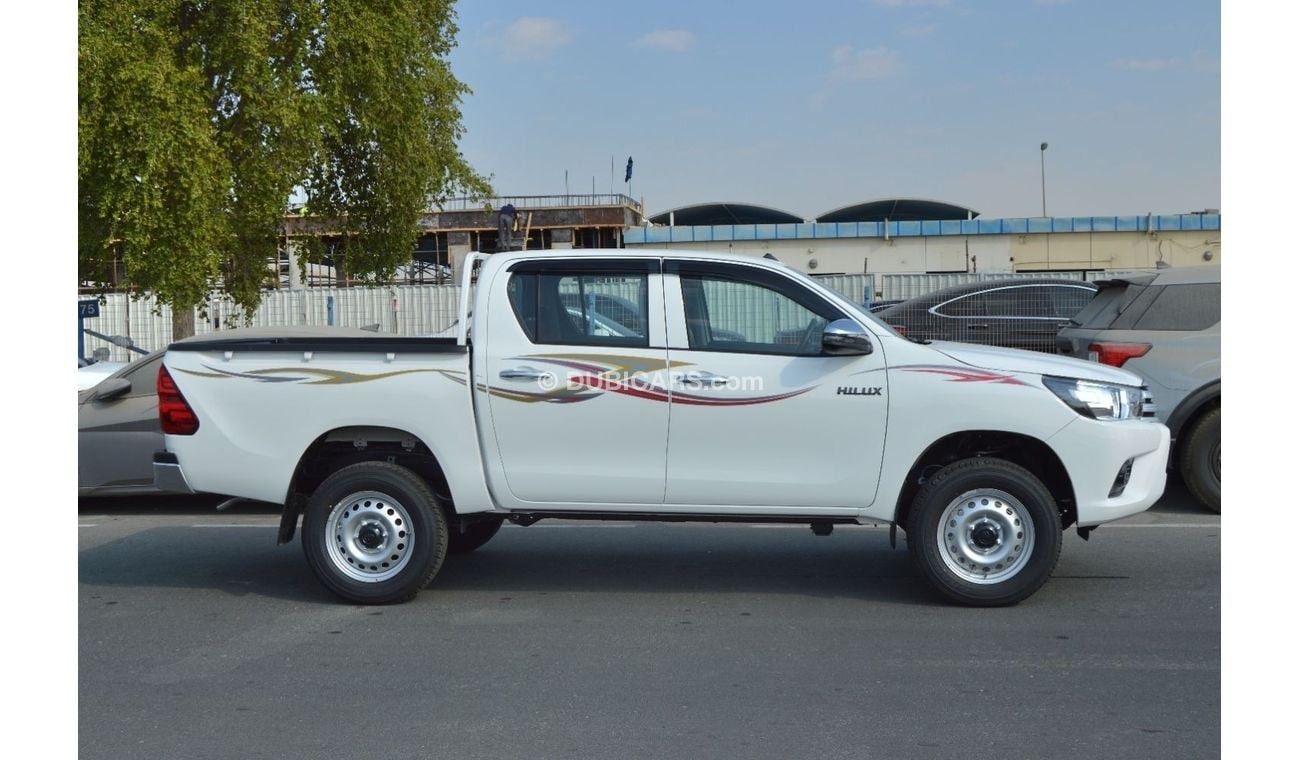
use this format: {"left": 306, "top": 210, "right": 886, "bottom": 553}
{"left": 499, "top": 366, "right": 552, "bottom": 382}
{"left": 966, "top": 323, "right": 990, "bottom": 330}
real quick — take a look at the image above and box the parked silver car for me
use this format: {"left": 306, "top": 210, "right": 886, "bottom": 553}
{"left": 78, "top": 352, "right": 167, "bottom": 496}
{"left": 1057, "top": 266, "right": 1220, "bottom": 511}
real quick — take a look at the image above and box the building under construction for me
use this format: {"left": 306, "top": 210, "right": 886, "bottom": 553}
{"left": 277, "top": 194, "right": 645, "bottom": 288}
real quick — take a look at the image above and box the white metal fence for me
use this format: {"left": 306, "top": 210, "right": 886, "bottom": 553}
{"left": 77, "top": 270, "right": 1148, "bottom": 362}
{"left": 81, "top": 286, "right": 464, "bottom": 362}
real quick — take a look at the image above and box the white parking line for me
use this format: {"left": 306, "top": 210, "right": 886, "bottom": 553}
{"left": 518, "top": 524, "right": 636, "bottom": 529}
{"left": 145, "top": 520, "right": 1221, "bottom": 531}
{"left": 752, "top": 524, "right": 887, "bottom": 529}
{"left": 1107, "top": 523, "right": 1219, "bottom": 529}
{"left": 78, "top": 524, "right": 98, "bottom": 528}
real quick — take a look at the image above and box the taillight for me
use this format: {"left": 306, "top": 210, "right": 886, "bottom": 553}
{"left": 891, "top": 324, "right": 908, "bottom": 336}
{"left": 1087, "top": 341, "right": 1151, "bottom": 367}
{"left": 157, "top": 365, "right": 200, "bottom": 435}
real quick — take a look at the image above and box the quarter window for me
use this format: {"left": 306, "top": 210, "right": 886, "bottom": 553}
{"left": 1048, "top": 286, "right": 1097, "bottom": 318}
{"left": 120, "top": 353, "right": 164, "bottom": 397}
{"left": 1130, "top": 283, "right": 1220, "bottom": 331}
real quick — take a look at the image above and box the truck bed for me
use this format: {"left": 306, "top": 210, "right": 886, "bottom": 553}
{"left": 160, "top": 325, "right": 490, "bottom": 510}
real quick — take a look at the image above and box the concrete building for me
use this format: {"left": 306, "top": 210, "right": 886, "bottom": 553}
{"left": 280, "top": 194, "right": 646, "bottom": 286}
{"left": 626, "top": 199, "right": 1221, "bottom": 277}
{"left": 275, "top": 195, "right": 1220, "bottom": 288}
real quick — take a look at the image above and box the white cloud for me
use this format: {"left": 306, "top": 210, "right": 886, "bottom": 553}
{"left": 830, "top": 45, "right": 902, "bottom": 81}
{"left": 500, "top": 17, "right": 572, "bottom": 61}
{"left": 635, "top": 29, "right": 696, "bottom": 53}
{"left": 1111, "top": 57, "right": 1182, "bottom": 72}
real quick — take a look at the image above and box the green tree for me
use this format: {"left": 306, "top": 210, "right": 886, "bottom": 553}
{"left": 79, "top": 0, "right": 490, "bottom": 337}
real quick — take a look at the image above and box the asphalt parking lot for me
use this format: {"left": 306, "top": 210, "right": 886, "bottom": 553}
{"left": 79, "top": 482, "right": 1219, "bottom": 760}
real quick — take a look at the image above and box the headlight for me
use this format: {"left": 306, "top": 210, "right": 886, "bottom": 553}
{"left": 1042, "top": 376, "right": 1145, "bottom": 420}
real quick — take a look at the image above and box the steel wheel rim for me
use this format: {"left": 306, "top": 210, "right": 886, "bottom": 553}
{"left": 936, "top": 489, "right": 1035, "bottom": 585}
{"left": 325, "top": 491, "right": 414, "bottom": 583}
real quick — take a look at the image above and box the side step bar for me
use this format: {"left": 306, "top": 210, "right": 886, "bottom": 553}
{"left": 504, "top": 511, "right": 857, "bottom": 532}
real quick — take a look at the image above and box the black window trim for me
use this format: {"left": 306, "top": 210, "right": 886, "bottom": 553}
{"left": 666, "top": 258, "right": 849, "bottom": 357}
{"left": 507, "top": 257, "right": 660, "bottom": 274}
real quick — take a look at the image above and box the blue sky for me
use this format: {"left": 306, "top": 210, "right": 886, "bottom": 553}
{"left": 450, "top": 0, "right": 1220, "bottom": 220}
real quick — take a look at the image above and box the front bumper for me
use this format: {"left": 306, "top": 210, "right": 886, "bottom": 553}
{"left": 1048, "top": 418, "right": 1171, "bottom": 527}
{"left": 152, "top": 451, "right": 196, "bottom": 494}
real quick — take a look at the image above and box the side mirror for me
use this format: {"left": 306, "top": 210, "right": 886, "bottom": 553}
{"left": 822, "top": 319, "right": 874, "bottom": 356}
{"left": 93, "top": 377, "right": 132, "bottom": 402}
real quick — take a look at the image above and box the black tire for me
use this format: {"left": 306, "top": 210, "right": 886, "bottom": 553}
{"left": 1179, "top": 407, "right": 1221, "bottom": 514}
{"left": 301, "top": 461, "right": 448, "bottom": 604}
{"left": 904, "top": 457, "right": 1062, "bottom": 607}
{"left": 447, "top": 518, "right": 503, "bottom": 554}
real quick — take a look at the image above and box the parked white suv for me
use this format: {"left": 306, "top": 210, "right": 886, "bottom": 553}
{"left": 1058, "top": 266, "right": 1220, "bottom": 511}
{"left": 153, "top": 249, "right": 1169, "bottom": 606}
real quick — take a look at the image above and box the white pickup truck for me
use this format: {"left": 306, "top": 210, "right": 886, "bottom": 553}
{"left": 154, "top": 249, "right": 1169, "bottom": 606}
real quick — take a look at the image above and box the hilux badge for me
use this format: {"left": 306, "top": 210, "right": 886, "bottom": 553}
{"left": 837, "top": 386, "right": 882, "bottom": 397}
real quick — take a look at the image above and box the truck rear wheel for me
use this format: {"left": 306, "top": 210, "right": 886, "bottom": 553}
{"left": 447, "top": 518, "right": 503, "bottom": 554}
{"left": 302, "top": 461, "right": 448, "bottom": 604}
{"left": 905, "top": 457, "right": 1062, "bottom": 606}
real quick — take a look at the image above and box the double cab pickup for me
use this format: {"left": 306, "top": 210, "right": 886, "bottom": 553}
{"left": 155, "top": 249, "right": 1169, "bottom": 606}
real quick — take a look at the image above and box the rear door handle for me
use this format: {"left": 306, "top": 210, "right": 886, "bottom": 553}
{"left": 679, "top": 370, "right": 729, "bottom": 387}
{"left": 499, "top": 366, "right": 552, "bottom": 381}
{"left": 966, "top": 323, "right": 990, "bottom": 330}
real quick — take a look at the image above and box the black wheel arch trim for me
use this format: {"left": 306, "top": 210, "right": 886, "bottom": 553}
{"left": 1166, "top": 380, "right": 1221, "bottom": 441}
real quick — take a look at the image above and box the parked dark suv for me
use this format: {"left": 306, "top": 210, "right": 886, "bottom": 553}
{"left": 876, "top": 279, "right": 1098, "bottom": 353}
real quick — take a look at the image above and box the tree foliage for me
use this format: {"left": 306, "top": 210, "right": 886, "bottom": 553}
{"left": 79, "top": 0, "right": 490, "bottom": 318}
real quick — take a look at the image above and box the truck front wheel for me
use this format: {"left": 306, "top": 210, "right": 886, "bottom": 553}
{"left": 302, "top": 461, "right": 448, "bottom": 604}
{"left": 905, "top": 457, "right": 1062, "bottom": 606}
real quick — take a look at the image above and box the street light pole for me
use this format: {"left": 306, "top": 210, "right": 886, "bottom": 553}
{"left": 1039, "top": 142, "right": 1048, "bottom": 217}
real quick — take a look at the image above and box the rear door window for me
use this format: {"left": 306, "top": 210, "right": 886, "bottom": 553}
{"left": 996, "top": 286, "right": 1054, "bottom": 318}
{"left": 508, "top": 270, "right": 650, "bottom": 347}
{"left": 933, "top": 292, "right": 985, "bottom": 317}
{"left": 937, "top": 286, "right": 1058, "bottom": 318}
